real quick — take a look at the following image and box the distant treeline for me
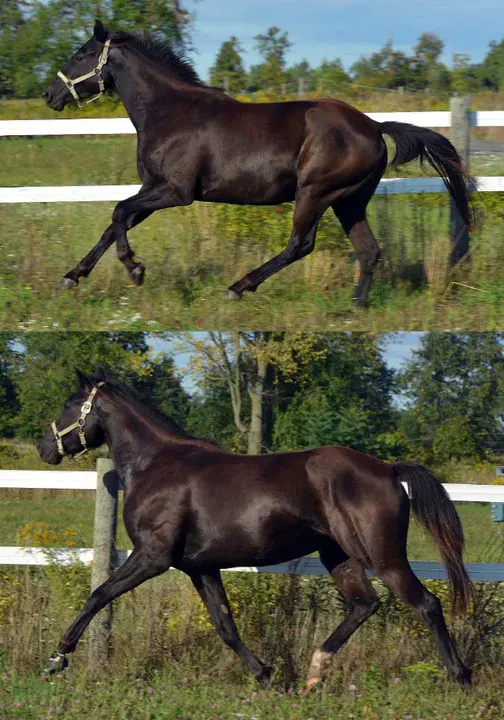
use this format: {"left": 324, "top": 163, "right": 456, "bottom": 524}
{"left": 0, "top": 332, "right": 503, "bottom": 466}
{"left": 2, "top": 0, "right": 504, "bottom": 99}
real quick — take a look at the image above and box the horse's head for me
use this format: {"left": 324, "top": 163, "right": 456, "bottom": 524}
{"left": 42, "top": 20, "right": 114, "bottom": 111}
{"left": 38, "top": 369, "right": 106, "bottom": 464}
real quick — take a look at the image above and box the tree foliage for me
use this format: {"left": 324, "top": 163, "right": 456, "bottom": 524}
{"left": 400, "top": 333, "right": 504, "bottom": 462}
{"left": 209, "top": 36, "right": 246, "bottom": 92}
{"left": 12, "top": 332, "right": 189, "bottom": 438}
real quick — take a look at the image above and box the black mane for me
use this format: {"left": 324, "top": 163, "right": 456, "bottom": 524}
{"left": 91, "top": 369, "right": 219, "bottom": 446}
{"left": 112, "top": 31, "right": 205, "bottom": 86}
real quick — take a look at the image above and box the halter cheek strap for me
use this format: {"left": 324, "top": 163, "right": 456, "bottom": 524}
{"left": 52, "top": 383, "right": 103, "bottom": 461}
{"left": 57, "top": 39, "right": 111, "bottom": 108}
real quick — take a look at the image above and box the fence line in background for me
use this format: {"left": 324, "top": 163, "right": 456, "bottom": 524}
{"left": 2, "top": 110, "right": 504, "bottom": 136}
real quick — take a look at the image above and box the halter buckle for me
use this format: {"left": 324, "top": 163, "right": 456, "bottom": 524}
{"left": 81, "top": 401, "right": 92, "bottom": 414}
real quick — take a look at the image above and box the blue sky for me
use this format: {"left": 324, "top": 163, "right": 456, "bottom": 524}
{"left": 189, "top": 0, "right": 503, "bottom": 81}
{"left": 150, "top": 332, "right": 424, "bottom": 394}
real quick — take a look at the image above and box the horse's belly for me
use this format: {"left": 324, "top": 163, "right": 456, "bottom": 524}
{"left": 200, "top": 165, "right": 297, "bottom": 205}
{"left": 175, "top": 523, "right": 320, "bottom": 571}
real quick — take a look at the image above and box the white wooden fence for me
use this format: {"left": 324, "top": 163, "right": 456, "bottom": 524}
{"left": 2, "top": 467, "right": 503, "bottom": 581}
{"left": 0, "top": 109, "right": 504, "bottom": 204}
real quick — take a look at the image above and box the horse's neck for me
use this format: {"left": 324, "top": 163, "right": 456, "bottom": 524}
{"left": 100, "top": 396, "right": 202, "bottom": 479}
{"left": 110, "top": 47, "right": 194, "bottom": 131}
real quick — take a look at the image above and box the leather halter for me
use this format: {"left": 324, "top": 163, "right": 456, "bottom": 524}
{"left": 57, "top": 39, "right": 111, "bottom": 107}
{"left": 51, "top": 383, "right": 103, "bottom": 460}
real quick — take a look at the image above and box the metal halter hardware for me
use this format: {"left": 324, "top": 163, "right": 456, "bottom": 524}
{"left": 57, "top": 39, "right": 111, "bottom": 108}
{"left": 51, "top": 383, "right": 104, "bottom": 461}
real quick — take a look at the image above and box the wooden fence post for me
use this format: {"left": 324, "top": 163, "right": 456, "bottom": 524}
{"left": 87, "top": 458, "right": 119, "bottom": 670}
{"left": 449, "top": 95, "right": 471, "bottom": 265}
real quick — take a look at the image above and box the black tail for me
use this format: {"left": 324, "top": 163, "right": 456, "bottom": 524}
{"left": 394, "top": 462, "right": 474, "bottom": 615}
{"left": 381, "top": 121, "right": 474, "bottom": 230}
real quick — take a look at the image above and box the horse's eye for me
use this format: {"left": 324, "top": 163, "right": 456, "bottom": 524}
{"left": 76, "top": 54, "right": 84, "bottom": 62}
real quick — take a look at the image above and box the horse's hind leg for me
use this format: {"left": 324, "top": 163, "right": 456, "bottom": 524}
{"left": 190, "top": 570, "right": 272, "bottom": 688}
{"left": 376, "top": 562, "right": 471, "bottom": 687}
{"left": 332, "top": 174, "right": 383, "bottom": 307}
{"left": 228, "top": 191, "right": 322, "bottom": 298}
{"left": 307, "top": 546, "right": 380, "bottom": 689}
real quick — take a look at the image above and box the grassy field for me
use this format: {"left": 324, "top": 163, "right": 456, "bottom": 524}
{"left": 1, "top": 562, "right": 503, "bottom": 719}
{"left": 1, "top": 663, "right": 503, "bottom": 719}
{"left": 1, "top": 136, "right": 504, "bottom": 332}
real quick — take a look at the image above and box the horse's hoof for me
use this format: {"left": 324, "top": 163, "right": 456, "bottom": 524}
{"left": 58, "top": 277, "right": 79, "bottom": 291}
{"left": 257, "top": 665, "right": 273, "bottom": 690}
{"left": 129, "top": 264, "right": 145, "bottom": 286}
{"left": 44, "top": 652, "right": 68, "bottom": 675}
{"left": 306, "top": 676, "right": 322, "bottom": 690}
{"left": 226, "top": 289, "right": 242, "bottom": 301}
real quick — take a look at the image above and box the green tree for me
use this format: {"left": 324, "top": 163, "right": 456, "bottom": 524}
{"left": 480, "top": 39, "right": 504, "bottom": 90}
{"left": 272, "top": 334, "right": 402, "bottom": 458}
{"left": 2, "top": 0, "right": 199, "bottom": 98}
{"left": 0, "top": 335, "right": 19, "bottom": 437}
{"left": 284, "top": 59, "right": 315, "bottom": 92}
{"left": 451, "top": 53, "right": 480, "bottom": 94}
{"left": 254, "top": 26, "right": 292, "bottom": 90}
{"left": 315, "top": 58, "right": 350, "bottom": 93}
{"left": 413, "top": 32, "right": 450, "bottom": 91}
{"left": 0, "top": 0, "right": 24, "bottom": 96}
{"left": 400, "top": 333, "right": 504, "bottom": 462}
{"left": 209, "top": 36, "right": 246, "bottom": 93}
{"left": 12, "top": 333, "right": 189, "bottom": 439}
{"left": 179, "top": 331, "right": 326, "bottom": 454}
{"left": 109, "top": 0, "right": 195, "bottom": 51}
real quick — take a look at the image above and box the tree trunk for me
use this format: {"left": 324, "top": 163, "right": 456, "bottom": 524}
{"left": 247, "top": 355, "right": 268, "bottom": 455}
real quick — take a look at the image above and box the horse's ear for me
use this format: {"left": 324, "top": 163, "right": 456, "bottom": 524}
{"left": 75, "top": 367, "right": 92, "bottom": 390}
{"left": 94, "top": 19, "right": 108, "bottom": 44}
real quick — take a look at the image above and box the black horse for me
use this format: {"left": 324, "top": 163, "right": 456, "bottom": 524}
{"left": 42, "top": 20, "right": 473, "bottom": 306}
{"left": 38, "top": 369, "right": 473, "bottom": 688}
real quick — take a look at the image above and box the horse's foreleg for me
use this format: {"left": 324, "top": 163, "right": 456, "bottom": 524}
{"left": 59, "top": 183, "right": 178, "bottom": 289}
{"left": 44, "top": 547, "right": 170, "bottom": 674}
{"left": 59, "top": 222, "right": 117, "bottom": 289}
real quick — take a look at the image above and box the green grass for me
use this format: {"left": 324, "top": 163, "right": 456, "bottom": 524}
{"left": 1, "top": 562, "right": 503, "bottom": 720}
{"left": 1, "top": 663, "right": 502, "bottom": 720}
{"left": 0, "top": 137, "right": 503, "bottom": 331}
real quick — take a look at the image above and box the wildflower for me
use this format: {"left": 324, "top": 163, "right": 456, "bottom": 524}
{"left": 393, "top": 677, "right": 401, "bottom": 684}
{"left": 13, "top": 702, "right": 21, "bottom": 708}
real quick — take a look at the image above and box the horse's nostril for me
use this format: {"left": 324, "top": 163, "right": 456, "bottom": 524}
{"left": 42, "top": 90, "right": 52, "bottom": 102}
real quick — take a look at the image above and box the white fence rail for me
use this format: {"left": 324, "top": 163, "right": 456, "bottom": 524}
{"left": 1, "top": 469, "right": 503, "bottom": 580}
{"left": 0, "top": 109, "right": 504, "bottom": 204}
{"left": 2, "top": 111, "right": 504, "bottom": 136}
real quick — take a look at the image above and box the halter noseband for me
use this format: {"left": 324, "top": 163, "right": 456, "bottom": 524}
{"left": 57, "top": 39, "right": 111, "bottom": 108}
{"left": 52, "top": 383, "right": 103, "bottom": 461}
